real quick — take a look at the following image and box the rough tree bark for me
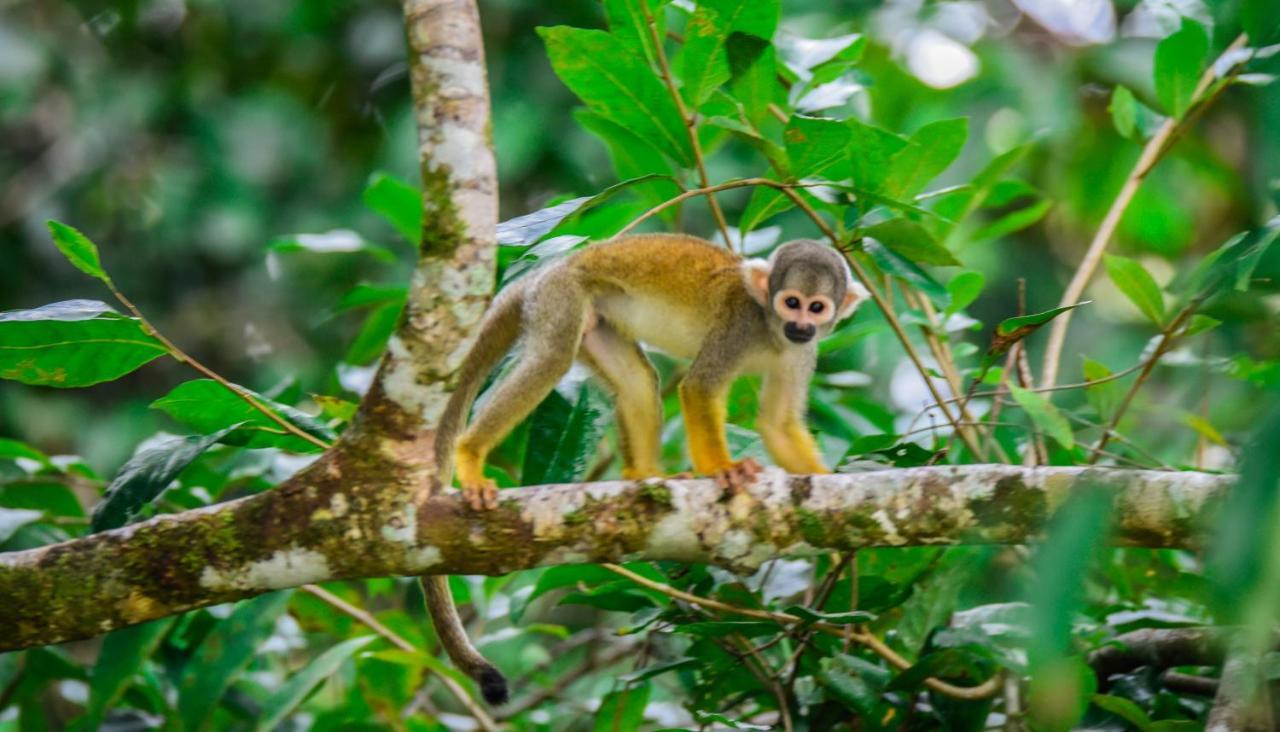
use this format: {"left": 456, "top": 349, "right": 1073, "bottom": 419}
{"left": 0, "top": 0, "right": 1238, "bottom": 660}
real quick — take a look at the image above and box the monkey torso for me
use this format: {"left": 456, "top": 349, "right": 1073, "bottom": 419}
{"left": 562, "top": 234, "right": 783, "bottom": 367}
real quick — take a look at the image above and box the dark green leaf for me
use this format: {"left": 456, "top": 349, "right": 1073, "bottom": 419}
{"left": 969, "top": 198, "right": 1052, "bottom": 242}
{"left": 346, "top": 300, "right": 404, "bottom": 365}
{"left": 673, "top": 621, "right": 779, "bottom": 637}
{"left": 47, "top": 220, "right": 110, "bottom": 283}
{"left": 1104, "top": 254, "right": 1165, "bottom": 325}
{"left": 883, "top": 118, "right": 968, "bottom": 199}
{"left": 1109, "top": 86, "right": 1137, "bottom": 139}
{"left": 539, "top": 26, "right": 692, "bottom": 165}
{"left": 92, "top": 426, "right": 240, "bottom": 531}
{"left": 620, "top": 657, "right": 698, "bottom": 683}
{"left": 151, "top": 379, "right": 335, "bottom": 453}
{"left": 897, "top": 547, "right": 991, "bottom": 654}
{"left": 985, "top": 302, "right": 1090, "bottom": 364}
{"left": 594, "top": 681, "right": 651, "bottom": 732}
{"left": 254, "top": 635, "right": 378, "bottom": 732}
{"left": 1153, "top": 18, "right": 1208, "bottom": 118}
{"left": 0, "top": 301, "right": 167, "bottom": 387}
{"left": 864, "top": 218, "right": 961, "bottom": 266}
{"left": 1008, "top": 385, "right": 1074, "bottom": 449}
{"left": 84, "top": 619, "right": 176, "bottom": 729}
{"left": 861, "top": 241, "right": 947, "bottom": 301}
{"left": 363, "top": 172, "right": 422, "bottom": 245}
{"left": 1243, "top": 0, "right": 1280, "bottom": 44}
{"left": 727, "top": 37, "right": 783, "bottom": 126}
{"left": 681, "top": 0, "right": 778, "bottom": 106}
{"left": 538, "top": 383, "right": 612, "bottom": 484}
{"left": 178, "top": 591, "right": 293, "bottom": 731}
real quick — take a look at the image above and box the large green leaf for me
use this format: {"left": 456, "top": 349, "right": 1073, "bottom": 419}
{"left": 846, "top": 119, "right": 908, "bottom": 194}
{"left": 883, "top": 118, "right": 968, "bottom": 199}
{"left": 681, "top": 0, "right": 778, "bottom": 106}
{"left": 496, "top": 174, "right": 675, "bottom": 247}
{"left": 539, "top": 26, "right": 692, "bottom": 165}
{"left": 945, "top": 271, "right": 985, "bottom": 315}
{"left": 178, "top": 592, "right": 293, "bottom": 731}
{"left": 864, "top": 218, "right": 961, "bottom": 266}
{"left": 362, "top": 172, "right": 423, "bottom": 246}
{"left": 602, "top": 0, "right": 666, "bottom": 68}
{"left": 533, "top": 382, "right": 612, "bottom": 485}
{"left": 862, "top": 241, "right": 947, "bottom": 301}
{"left": 92, "top": 426, "right": 241, "bottom": 531}
{"left": 83, "top": 618, "right": 176, "bottom": 729}
{"left": 151, "top": 379, "right": 335, "bottom": 453}
{"left": 1008, "top": 385, "right": 1074, "bottom": 449}
{"left": 575, "top": 112, "right": 683, "bottom": 208}
{"left": 46, "top": 220, "right": 110, "bottom": 283}
{"left": 1104, "top": 254, "right": 1165, "bottom": 326}
{"left": 785, "top": 115, "right": 852, "bottom": 180}
{"left": 253, "top": 635, "right": 378, "bottom": 732}
{"left": 0, "top": 300, "right": 167, "bottom": 387}
{"left": 727, "top": 37, "right": 783, "bottom": 126}
{"left": 1153, "top": 18, "right": 1208, "bottom": 118}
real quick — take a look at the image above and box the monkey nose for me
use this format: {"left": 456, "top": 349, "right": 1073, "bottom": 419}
{"left": 784, "top": 322, "right": 815, "bottom": 343}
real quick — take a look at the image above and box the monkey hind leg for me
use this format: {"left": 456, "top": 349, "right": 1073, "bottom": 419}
{"left": 456, "top": 274, "right": 588, "bottom": 509}
{"left": 579, "top": 320, "right": 662, "bottom": 480}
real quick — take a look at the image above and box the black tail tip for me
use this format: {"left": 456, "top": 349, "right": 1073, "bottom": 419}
{"left": 478, "top": 666, "right": 509, "bottom": 705}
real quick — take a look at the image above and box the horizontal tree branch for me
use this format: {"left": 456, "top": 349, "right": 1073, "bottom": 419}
{"left": 0, "top": 464, "right": 1231, "bottom": 651}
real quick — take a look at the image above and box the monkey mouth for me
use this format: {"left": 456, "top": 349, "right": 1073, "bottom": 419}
{"left": 783, "top": 323, "right": 815, "bottom": 343}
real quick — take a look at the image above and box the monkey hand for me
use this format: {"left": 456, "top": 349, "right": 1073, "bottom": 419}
{"left": 712, "top": 458, "right": 763, "bottom": 496}
{"left": 461, "top": 478, "right": 499, "bottom": 512}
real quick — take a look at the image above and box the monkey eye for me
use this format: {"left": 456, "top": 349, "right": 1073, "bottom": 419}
{"left": 809, "top": 301, "right": 825, "bottom": 314}
{"left": 784, "top": 296, "right": 801, "bottom": 310}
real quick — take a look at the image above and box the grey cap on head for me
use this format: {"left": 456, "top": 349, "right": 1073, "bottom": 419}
{"left": 767, "top": 239, "right": 853, "bottom": 301}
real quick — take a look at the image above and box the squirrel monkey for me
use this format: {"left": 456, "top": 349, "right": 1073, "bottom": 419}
{"left": 424, "top": 234, "right": 868, "bottom": 703}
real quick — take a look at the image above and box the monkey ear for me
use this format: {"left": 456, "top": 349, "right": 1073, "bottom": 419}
{"left": 741, "top": 259, "right": 772, "bottom": 306}
{"left": 838, "top": 280, "right": 870, "bottom": 320}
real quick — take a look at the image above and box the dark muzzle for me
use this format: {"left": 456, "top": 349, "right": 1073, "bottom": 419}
{"left": 784, "top": 322, "right": 815, "bottom": 343}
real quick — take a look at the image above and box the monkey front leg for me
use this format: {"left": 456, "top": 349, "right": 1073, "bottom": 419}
{"left": 679, "top": 378, "right": 762, "bottom": 493}
{"left": 758, "top": 366, "right": 828, "bottom": 475}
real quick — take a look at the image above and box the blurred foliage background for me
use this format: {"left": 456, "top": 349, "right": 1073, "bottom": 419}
{"left": 2, "top": 0, "right": 1280, "bottom": 729}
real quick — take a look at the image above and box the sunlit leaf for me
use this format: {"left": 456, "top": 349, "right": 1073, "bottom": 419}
{"left": 602, "top": 0, "right": 666, "bottom": 68}
{"left": 1104, "top": 254, "right": 1165, "bottom": 325}
{"left": 540, "top": 26, "right": 692, "bottom": 165}
{"left": 362, "top": 172, "right": 423, "bottom": 245}
{"left": 1082, "top": 357, "right": 1121, "bottom": 420}
{"left": 0, "top": 301, "right": 167, "bottom": 387}
{"left": 945, "top": 271, "right": 985, "bottom": 315}
{"left": 92, "top": 426, "right": 241, "bottom": 531}
{"left": 151, "top": 379, "right": 334, "bottom": 453}
{"left": 681, "top": 0, "right": 778, "bottom": 106}
{"left": 46, "top": 220, "right": 110, "bottom": 283}
{"left": 1109, "top": 86, "right": 1137, "bottom": 139}
{"left": 1009, "top": 385, "right": 1074, "bottom": 449}
{"left": 1153, "top": 18, "right": 1208, "bottom": 118}
{"left": 883, "top": 118, "right": 968, "bottom": 199}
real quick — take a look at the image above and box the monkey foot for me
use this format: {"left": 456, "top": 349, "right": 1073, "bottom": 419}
{"left": 713, "top": 458, "right": 763, "bottom": 496}
{"left": 461, "top": 479, "right": 499, "bottom": 511}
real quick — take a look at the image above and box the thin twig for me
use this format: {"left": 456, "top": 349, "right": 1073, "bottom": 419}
{"left": 300, "top": 585, "right": 498, "bottom": 731}
{"left": 108, "top": 285, "right": 331, "bottom": 450}
{"left": 1039, "top": 34, "right": 1249, "bottom": 389}
{"left": 733, "top": 634, "right": 794, "bottom": 732}
{"left": 600, "top": 563, "right": 1000, "bottom": 700}
{"left": 638, "top": 0, "right": 732, "bottom": 246}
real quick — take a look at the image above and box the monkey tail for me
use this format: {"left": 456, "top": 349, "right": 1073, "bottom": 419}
{"left": 425, "top": 282, "right": 524, "bottom": 706}
{"left": 422, "top": 576, "right": 509, "bottom": 704}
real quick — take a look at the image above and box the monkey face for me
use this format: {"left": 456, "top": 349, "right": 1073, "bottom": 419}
{"left": 772, "top": 288, "right": 836, "bottom": 343}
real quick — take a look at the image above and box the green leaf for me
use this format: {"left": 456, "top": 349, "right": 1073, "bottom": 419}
{"left": 362, "top": 172, "right": 423, "bottom": 245}
{"left": 84, "top": 619, "right": 176, "bottom": 729}
{"left": 178, "top": 591, "right": 293, "bottom": 731}
{"left": 818, "top": 653, "right": 890, "bottom": 718}
{"left": 864, "top": 218, "right": 961, "bottom": 266}
{"left": 151, "top": 379, "right": 335, "bottom": 453}
{"left": 1172, "top": 222, "right": 1280, "bottom": 299}
{"left": 496, "top": 174, "right": 674, "bottom": 247}
{"left": 0, "top": 438, "right": 51, "bottom": 465}
{"left": 1008, "top": 384, "right": 1074, "bottom": 449}
{"left": 896, "top": 547, "right": 990, "bottom": 654}
{"left": 335, "top": 283, "right": 407, "bottom": 313}
{"left": 346, "top": 300, "right": 405, "bottom": 365}
{"left": 785, "top": 115, "right": 852, "bottom": 180}
{"left": 861, "top": 241, "right": 947, "bottom": 301}
{"left": 1153, "top": 18, "right": 1209, "bottom": 118}
{"left": 1109, "top": 86, "right": 1137, "bottom": 139}
{"left": 985, "top": 302, "right": 1090, "bottom": 365}
{"left": 0, "top": 507, "right": 43, "bottom": 543}
{"left": 727, "top": 38, "right": 782, "bottom": 126}
{"left": 1104, "top": 254, "right": 1165, "bottom": 325}
{"left": 602, "top": 0, "right": 666, "bottom": 68}
{"left": 254, "top": 635, "right": 378, "bottom": 732}
{"left": 46, "top": 220, "right": 110, "bottom": 283}
{"left": 883, "top": 118, "right": 968, "bottom": 199}
{"left": 1243, "top": 0, "right": 1280, "bottom": 44}
{"left": 268, "top": 230, "right": 396, "bottom": 262}
{"left": 846, "top": 118, "right": 908, "bottom": 194}
{"left": 1082, "top": 358, "right": 1121, "bottom": 420}
{"left": 782, "top": 605, "right": 874, "bottom": 626}
{"left": 540, "top": 383, "right": 613, "bottom": 484}
{"left": 738, "top": 177, "right": 798, "bottom": 232}
{"left": 539, "top": 26, "right": 692, "bottom": 165}
{"left": 945, "top": 271, "right": 985, "bottom": 315}
{"left": 969, "top": 198, "right": 1052, "bottom": 243}
{"left": 575, "top": 112, "right": 683, "bottom": 207}
{"left": 92, "top": 426, "right": 241, "bottom": 532}
{"left": 0, "top": 300, "right": 167, "bottom": 387}
{"left": 681, "top": 0, "right": 779, "bottom": 106}
{"left": 594, "top": 681, "right": 651, "bottom": 732}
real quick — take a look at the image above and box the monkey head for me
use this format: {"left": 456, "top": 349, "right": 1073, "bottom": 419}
{"left": 742, "top": 239, "right": 869, "bottom": 345}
